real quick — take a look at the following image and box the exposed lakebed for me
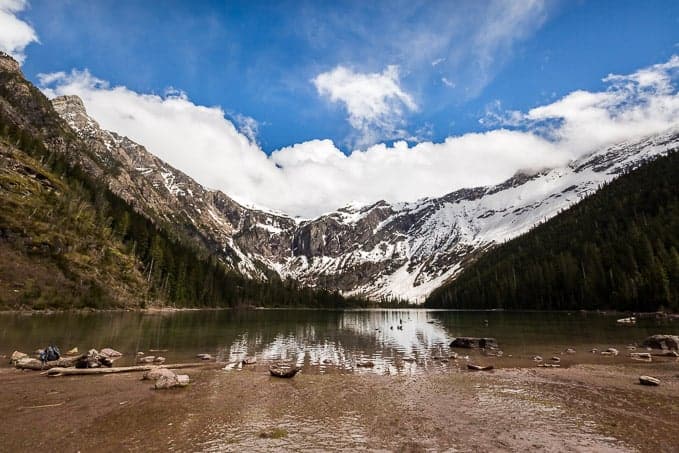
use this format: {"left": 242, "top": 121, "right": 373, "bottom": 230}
{"left": 1, "top": 309, "right": 676, "bottom": 374}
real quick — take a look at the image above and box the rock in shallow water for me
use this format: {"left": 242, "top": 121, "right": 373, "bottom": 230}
{"left": 450, "top": 337, "right": 498, "bottom": 349}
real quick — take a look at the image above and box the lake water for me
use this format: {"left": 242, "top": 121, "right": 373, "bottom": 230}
{"left": 1, "top": 309, "right": 676, "bottom": 374}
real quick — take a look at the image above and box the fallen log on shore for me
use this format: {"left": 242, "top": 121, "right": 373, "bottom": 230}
{"left": 15, "top": 354, "right": 86, "bottom": 371}
{"left": 44, "top": 362, "right": 209, "bottom": 377}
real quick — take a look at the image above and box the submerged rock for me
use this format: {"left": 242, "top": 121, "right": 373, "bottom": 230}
{"left": 450, "top": 337, "right": 498, "bottom": 349}
{"left": 137, "top": 356, "right": 156, "bottom": 364}
{"left": 356, "top": 361, "right": 375, "bottom": 368}
{"left": 642, "top": 335, "right": 679, "bottom": 351}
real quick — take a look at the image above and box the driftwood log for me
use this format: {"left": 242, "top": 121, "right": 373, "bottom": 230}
{"left": 15, "top": 354, "right": 86, "bottom": 371}
{"left": 44, "top": 362, "right": 208, "bottom": 377}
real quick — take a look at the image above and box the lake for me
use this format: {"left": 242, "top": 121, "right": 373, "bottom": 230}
{"left": 1, "top": 309, "right": 676, "bottom": 374}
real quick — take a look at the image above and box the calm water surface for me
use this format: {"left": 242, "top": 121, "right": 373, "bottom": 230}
{"left": 1, "top": 309, "right": 676, "bottom": 374}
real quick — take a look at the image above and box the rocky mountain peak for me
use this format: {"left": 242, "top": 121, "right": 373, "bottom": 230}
{"left": 52, "top": 95, "right": 87, "bottom": 115}
{"left": 0, "top": 52, "right": 21, "bottom": 73}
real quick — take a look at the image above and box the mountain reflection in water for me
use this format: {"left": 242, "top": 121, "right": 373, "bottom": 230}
{"left": 0, "top": 309, "right": 672, "bottom": 375}
{"left": 223, "top": 310, "right": 453, "bottom": 375}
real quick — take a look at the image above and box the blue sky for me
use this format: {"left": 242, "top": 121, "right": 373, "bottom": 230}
{"left": 2, "top": 1, "right": 679, "bottom": 216}
{"left": 17, "top": 0, "right": 679, "bottom": 152}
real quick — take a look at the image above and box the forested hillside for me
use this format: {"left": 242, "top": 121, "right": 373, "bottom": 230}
{"left": 425, "top": 151, "right": 679, "bottom": 312}
{"left": 0, "top": 54, "right": 367, "bottom": 310}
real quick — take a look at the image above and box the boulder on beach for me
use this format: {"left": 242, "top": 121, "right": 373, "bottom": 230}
{"left": 641, "top": 335, "right": 679, "bottom": 351}
{"left": 153, "top": 371, "right": 191, "bottom": 389}
{"left": 143, "top": 367, "right": 175, "bottom": 381}
{"left": 10, "top": 351, "right": 28, "bottom": 364}
{"left": 99, "top": 348, "right": 122, "bottom": 358}
{"left": 450, "top": 337, "right": 498, "bottom": 349}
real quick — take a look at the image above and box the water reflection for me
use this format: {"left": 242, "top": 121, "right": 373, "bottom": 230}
{"left": 0, "top": 309, "right": 674, "bottom": 375}
{"left": 221, "top": 310, "right": 462, "bottom": 375}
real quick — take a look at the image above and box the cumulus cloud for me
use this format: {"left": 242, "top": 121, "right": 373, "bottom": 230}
{"left": 313, "top": 65, "right": 417, "bottom": 147}
{"left": 0, "top": 0, "right": 38, "bottom": 63}
{"left": 39, "top": 57, "right": 679, "bottom": 218}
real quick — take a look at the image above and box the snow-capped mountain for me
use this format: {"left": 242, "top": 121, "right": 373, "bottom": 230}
{"left": 52, "top": 95, "right": 679, "bottom": 302}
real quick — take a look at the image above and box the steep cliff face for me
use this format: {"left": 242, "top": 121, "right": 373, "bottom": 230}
{"left": 51, "top": 93, "right": 679, "bottom": 302}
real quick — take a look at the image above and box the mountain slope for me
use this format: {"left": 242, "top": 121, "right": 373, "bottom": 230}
{"left": 52, "top": 82, "right": 679, "bottom": 302}
{"left": 424, "top": 151, "right": 679, "bottom": 311}
{"left": 0, "top": 52, "right": 366, "bottom": 309}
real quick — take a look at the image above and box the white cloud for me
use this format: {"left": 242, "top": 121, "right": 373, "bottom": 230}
{"left": 39, "top": 57, "right": 679, "bottom": 218}
{"left": 313, "top": 65, "right": 417, "bottom": 147}
{"left": 0, "top": 0, "right": 38, "bottom": 64}
{"left": 441, "top": 77, "right": 455, "bottom": 88}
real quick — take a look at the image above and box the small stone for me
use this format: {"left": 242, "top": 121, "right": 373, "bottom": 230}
{"left": 550, "top": 356, "right": 561, "bottom": 363}
{"left": 242, "top": 356, "right": 257, "bottom": 365}
{"left": 138, "top": 356, "right": 156, "bottom": 364}
{"left": 137, "top": 351, "right": 145, "bottom": 356}
{"left": 197, "top": 353, "right": 213, "bottom": 361}
{"left": 565, "top": 348, "right": 576, "bottom": 354}
{"left": 322, "top": 359, "right": 332, "bottom": 364}
{"left": 590, "top": 348, "right": 599, "bottom": 354}
{"left": 449, "top": 352, "right": 459, "bottom": 360}
{"left": 629, "top": 352, "right": 652, "bottom": 362}
{"left": 176, "top": 374, "right": 190, "bottom": 386}
{"left": 639, "top": 375, "right": 660, "bottom": 386}
{"left": 154, "top": 356, "right": 166, "bottom": 364}
{"left": 66, "top": 347, "right": 79, "bottom": 355}
{"left": 532, "top": 355, "right": 543, "bottom": 362}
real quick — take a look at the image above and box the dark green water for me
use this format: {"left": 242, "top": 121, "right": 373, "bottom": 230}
{"left": 1, "top": 310, "right": 676, "bottom": 374}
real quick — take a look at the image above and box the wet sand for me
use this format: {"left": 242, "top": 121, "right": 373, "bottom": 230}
{"left": 0, "top": 360, "right": 677, "bottom": 452}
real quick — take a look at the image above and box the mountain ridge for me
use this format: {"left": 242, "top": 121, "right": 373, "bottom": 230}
{"left": 48, "top": 75, "right": 679, "bottom": 302}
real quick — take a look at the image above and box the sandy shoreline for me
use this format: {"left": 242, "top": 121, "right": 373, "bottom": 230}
{"left": 1, "top": 361, "right": 677, "bottom": 452}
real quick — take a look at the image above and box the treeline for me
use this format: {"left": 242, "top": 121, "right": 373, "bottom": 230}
{"left": 425, "top": 151, "right": 679, "bottom": 312}
{"left": 0, "top": 69, "right": 370, "bottom": 309}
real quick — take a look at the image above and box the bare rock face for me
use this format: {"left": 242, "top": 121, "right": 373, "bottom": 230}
{"left": 49, "top": 90, "right": 679, "bottom": 303}
{"left": 0, "top": 52, "right": 20, "bottom": 73}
